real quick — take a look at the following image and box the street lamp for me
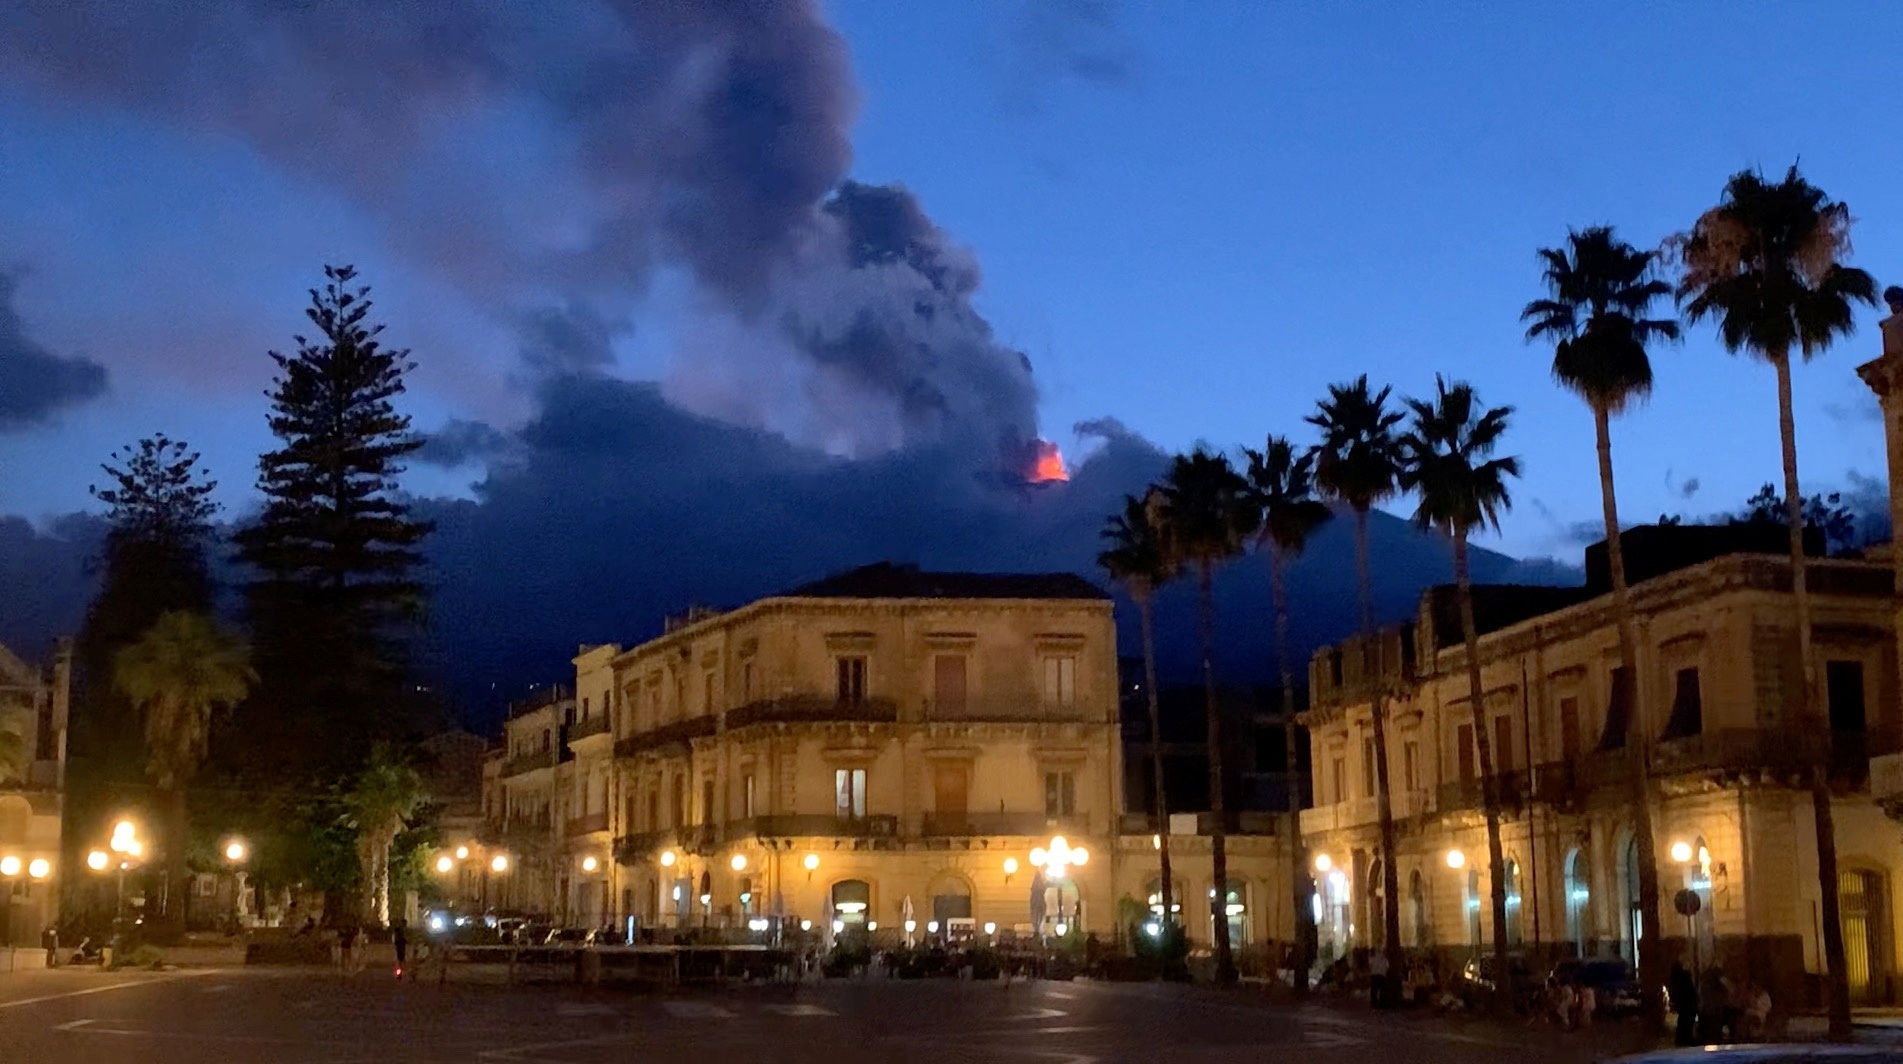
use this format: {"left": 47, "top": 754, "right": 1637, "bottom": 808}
{"left": 803, "top": 853, "right": 819, "bottom": 881}
{"left": 223, "top": 839, "right": 248, "bottom": 863}
{"left": 0, "top": 856, "right": 19, "bottom": 877}
{"left": 490, "top": 853, "right": 510, "bottom": 873}
{"left": 454, "top": 845, "right": 470, "bottom": 861}
{"left": 729, "top": 853, "right": 748, "bottom": 872}
{"left": 1314, "top": 853, "right": 1333, "bottom": 873}
{"left": 660, "top": 849, "right": 678, "bottom": 868}
{"left": 435, "top": 854, "right": 455, "bottom": 874}
{"left": 1445, "top": 849, "right": 1466, "bottom": 870}
{"left": 222, "top": 838, "right": 249, "bottom": 931}
{"left": 27, "top": 858, "right": 49, "bottom": 880}
{"left": 86, "top": 850, "right": 109, "bottom": 872}
{"left": 1002, "top": 857, "right": 1019, "bottom": 882}
{"left": 1669, "top": 840, "right": 1694, "bottom": 864}
{"left": 581, "top": 855, "right": 599, "bottom": 873}
{"left": 1030, "top": 836, "right": 1083, "bottom": 879}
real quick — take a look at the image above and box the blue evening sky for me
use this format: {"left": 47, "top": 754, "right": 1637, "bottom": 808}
{"left": 2, "top": 1, "right": 1898, "bottom": 560}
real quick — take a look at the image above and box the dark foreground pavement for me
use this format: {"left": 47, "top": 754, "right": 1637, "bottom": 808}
{"left": 0, "top": 966, "right": 1647, "bottom": 1063}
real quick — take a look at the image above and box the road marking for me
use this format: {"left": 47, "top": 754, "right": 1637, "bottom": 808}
{"left": 55, "top": 1018, "right": 95, "bottom": 1030}
{"left": 661, "top": 1000, "right": 736, "bottom": 1018}
{"left": 1044, "top": 990, "right": 1076, "bottom": 999}
{"left": 1011, "top": 1006, "right": 1067, "bottom": 1020}
{"left": 0, "top": 970, "right": 210, "bottom": 1010}
{"left": 1303, "top": 1033, "right": 1366, "bottom": 1048}
{"left": 762, "top": 1003, "right": 835, "bottom": 1016}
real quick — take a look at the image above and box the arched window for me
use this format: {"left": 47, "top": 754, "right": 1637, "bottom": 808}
{"left": 1212, "top": 879, "right": 1248, "bottom": 948}
{"left": 1564, "top": 847, "right": 1589, "bottom": 953}
{"left": 1146, "top": 877, "right": 1182, "bottom": 919}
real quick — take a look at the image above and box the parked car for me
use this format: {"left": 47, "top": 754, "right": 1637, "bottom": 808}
{"left": 1616, "top": 1049, "right": 1903, "bottom": 1064}
{"left": 1549, "top": 957, "right": 1642, "bottom": 1015}
{"left": 1460, "top": 954, "right": 1532, "bottom": 996}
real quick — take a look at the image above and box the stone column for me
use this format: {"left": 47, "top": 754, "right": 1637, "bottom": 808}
{"left": 1855, "top": 286, "right": 1903, "bottom": 813}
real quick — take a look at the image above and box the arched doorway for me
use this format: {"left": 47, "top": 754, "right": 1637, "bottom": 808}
{"left": 832, "top": 879, "right": 871, "bottom": 928}
{"left": 1213, "top": 880, "right": 1248, "bottom": 948}
{"left": 1503, "top": 858, "right": 1523, "bottom": 946}
{"left": 1563, "top": 847, "right": 1588, "bottom": 955}
{"left": 1465, "top": 868, "right": 1482, "bottom": 947}
{"left": 1039, "top": 878, "right": 1081, "bottom": 937}
{"left": 1316, "top": 867, "right": 1350, "bottom": 963}
{"left": 1408, "top": 869, "right": 1427, "bottom": 947}
{"left": 1620, "top": 834, "right": 1641, "bottom": 964}
{"left": 1146, "top": 877, "right": 1182, "bottom": 922}
{"left": 929, "top": 873, "right": 973, "bottom": 934}
{"left": 1839, "top": 868, "right": 1890, "bottom": 1005}
{"left": 1366, "top": 858, "right": 1385, "bottom": 950}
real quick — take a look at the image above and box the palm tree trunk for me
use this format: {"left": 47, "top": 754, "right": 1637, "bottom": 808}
{"left": 1595, "top": 402, "right": 1666, "bottom": 1029}
{"left": 1355, "top": 507, "right": 1404, "bottom": 977}
{"left": 1776, "top": 353, "right": 1851, "bottom": 1039}
{"left": 1271, "top": 550, "right": 1311, "bottom": 996}
{"left": 1139, "top": 593, "right": 1175, "bottom": 936}
{"left": 163, "top": 785, "right": 189, "bottom": 933}
{"left": 1455, "top": 533, "right": 1510, "bottom": 1010}
{"left": 1197, "top": 562, "right": 1236, "bottom": 984}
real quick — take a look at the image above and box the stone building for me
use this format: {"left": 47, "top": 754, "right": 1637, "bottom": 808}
{"left": 477, "top": 563, "right": 1288, "bottom": 956}
{"left": 1300, "top": 524, "right": 1902, "bottom": 1006}
{"left": 0, "top": 640, "right": 70, "bottom": 946}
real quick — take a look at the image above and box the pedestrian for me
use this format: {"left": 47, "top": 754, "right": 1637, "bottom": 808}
{"left": 1368, "top": 948, "right": 1390, "bottom": 1008}
{"left": 1698, "top": 966, "right": 1730, "bottom": 1044}
{"left": 1576, "top": 981, "right": 1597, "bottom": 1028}
{"left": 1669, "top": 958, "right": 1699, "bottom": 1046}
{"left": 392, "top": 919, "right": 410, "bottom": 978}
{"left": 1740, "top": 980, "right": 1771, "bottom": 1041}
{"left": 1552, "top": 979, "right": 1578, "bottom": 1030}
{"left": 339, "top": 922, "right": 359, "bottom": 975}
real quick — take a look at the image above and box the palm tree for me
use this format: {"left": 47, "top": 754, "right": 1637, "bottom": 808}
{"left": 113, "top": 610, "right": 255, "bottom": 931}
{"left": 1677, "top": 165, "right": 1878, "bottom": 1040}
{"left": 1522, "top": 224, "right": 1678, "bottom": 1024}
{"left": 348, "top": 743, "right": 427, "bottom": 927}
{"left": 1156, "top": 448, "right": 1260, "bottom": 984}
{"left": 1306, "top": 375, "right": 1405, "bottom": 975}
{"left": 1398, "top": 376, "right": 1520, "bottom": 1007}
{"left": 1099, "top": 492, "right": 1184, "bottom": 933}
{"left": 1243, "top": 435, "right": 1332, "bottom": 994}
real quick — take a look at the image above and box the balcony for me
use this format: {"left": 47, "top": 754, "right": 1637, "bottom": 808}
{"left": 1120, "top": 811, "right": 1279, "bottom": 836}
{"left": 725, "top": 814, "right": 900, "bottom": 840}
{"left": 503, "top": 748, "right": 554, "bottom": 777}
{"left": 726, "top": 696, "right": 898, "bottom": 728}
{"left": 920, "top": 811, "right": 1076, "bottom": 837}
{"left": 567, "top": 713, "right": 610, "bottom": 742}
{"left": 613, "top": 715, "right": 717, "bottom": 758}
{"left": 612, "top": 825, "right": 716, "bottom": 863}
{"left": 566, "top": 811, "right": 610, "bottom": 837}
{"left": 923, "top": 698, "right": 1091, "bottom": 724}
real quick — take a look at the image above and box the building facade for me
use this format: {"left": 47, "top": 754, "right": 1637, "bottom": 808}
{"left": 0, "top": 640, "right": 70, "bottom": 946}
{"left": 1300, "top": 538, "right": 1902, "bottom": 1006}
{"left": 476, "top": 564, "right": 1289, "bottom": 954}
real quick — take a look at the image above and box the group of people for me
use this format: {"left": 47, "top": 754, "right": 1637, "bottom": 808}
{"left": 1533, "top": 975, "right": 1601, "bottom": 1030}
{"left": 1670, "top": 959, "right": 1773, "bottom": 1045}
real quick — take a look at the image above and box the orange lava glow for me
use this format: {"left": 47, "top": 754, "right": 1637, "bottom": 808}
{"left": 1030, "top": 439, "right": 1069, "bottom": 483}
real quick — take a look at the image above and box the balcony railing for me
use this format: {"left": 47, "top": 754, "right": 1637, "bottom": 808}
{"left": 503, "top": 748, "right": 555, "bottom": 777}
{"left": 612, "top": 825, "right": 716, "bottom": 863}
{"left": 613, "top": 715, "right": 717, "bottom": 758}
{"left": 923, "top": 698, "right": 1090, "bottom": 723}
{"left": 567, "top": 714, "right": 610, "bottom": 742}
{"left": 566, "top": 811, "right": 610, "bottom": 837}
{"left": 724, "top": 814, "right": 899, "bottom": 840}
{"left": 725, "top": 696, "right": 899, "bottom": 728}
{"left": 1119, "top": 811, "right": 1279, "bottom": 837}
{"left": 920, "top": 811, "right": 1076, "bottom": 837}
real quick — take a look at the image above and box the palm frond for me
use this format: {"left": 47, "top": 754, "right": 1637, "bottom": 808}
{"left": 1398, "top": 376, "right": 1521, "bottom": 538}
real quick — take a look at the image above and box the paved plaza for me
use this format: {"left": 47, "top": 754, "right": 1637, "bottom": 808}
{"left": 0, "top": 966, "right": 1673, "bottom": 1064}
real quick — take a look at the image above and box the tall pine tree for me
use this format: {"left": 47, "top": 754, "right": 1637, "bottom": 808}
{"left": 234, "top": 265, "right": 432, "bottom": 779}
{"left": 70, "top": 436, "right": 220, "bottom": 927}
{"left": 74, "top": 437, "right": 220, "bottom": 790}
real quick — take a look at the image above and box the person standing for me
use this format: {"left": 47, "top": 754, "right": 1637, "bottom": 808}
{"left": 392, "top": 919, "right": 410, "bottom": 979}
{"left": 1670, "top": 959, "right": 1700, "bottom": 1046}
{"left": 1369, "top": 948, "right": 1390, "bottom": 1007}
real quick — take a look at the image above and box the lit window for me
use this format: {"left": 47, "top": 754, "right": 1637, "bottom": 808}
{"left": 835, "top": 768, "right": 866, "bottom": 819}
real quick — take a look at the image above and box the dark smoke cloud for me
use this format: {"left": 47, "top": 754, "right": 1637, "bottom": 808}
{"left": 415, "top": 419, "right": 518, "bottom": 470}
{"left": 0, "top": 270, "right": 108, "bottom": 431}
{"left": 1, "top": 0, "right": 1041, "bottom": 459}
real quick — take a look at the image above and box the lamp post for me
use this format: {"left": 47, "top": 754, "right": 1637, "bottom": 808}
{"left": 222, "top": 838, "right": 248, "bottom": 933}
{"left": 96, "top": 821, "right": 144, "bottom": 955}
{"left": 1028, "top": 836, "right": 1087, "bottom": 938}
